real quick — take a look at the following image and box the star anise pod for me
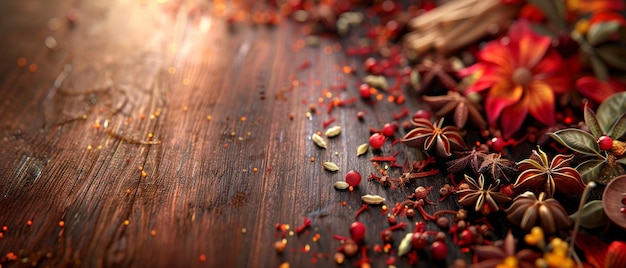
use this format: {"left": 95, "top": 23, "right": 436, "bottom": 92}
{"left": 472, "top": 231, "right": 541, "bottom": 268}
{"left": 505, "top": 191, "right": 572, "bottom": 234}
{"left": 457, "top": 174, "right": 511, "bottom": 215}
{"left": 413, "top": 56, "right": 458, "bottom": 93}
{"left": 479, "top": 153, "right": 519, "bottom": 184}
{"left": 446, "top": 148, "right": 489, "bottom": 175}
{"left": 422, "top": 91, "right": 487, "bottom": 129}
{"left": 401, "top": 118, "right": 466, "bottom": 157}
{"left": 513, "top": 147, "right": 585, "bottom": 197}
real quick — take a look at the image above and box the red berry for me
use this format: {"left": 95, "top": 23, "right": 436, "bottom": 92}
{"left": 411, "top": 233, "right": 428, "bottom": 250}
{"left": 381, "top": 229, "right": 394, "bottom": 243}
{"left": 363, "top": 57, "right": 377, "bottom": 73}
{"left": 413, "top": 110, "right": 431, "bottom": 120}
{"left": 349, "top": 221, "right": 366, "bottom": 243}
{"left": 359, "top": 84, "right": 372, "bottom": 99}
{"left": 490, "top": 137, "right": 507, "bottom": 152}
{"left": 459, "top": 229, "right": 473, "bottom": 245}
{"left": 598, "top": 135, "right": 613, "bottom": 151}
{"left": 382, "top": 123, "right": 396, "bottom": 137}
{"left": 430, "top": 241, "right": 448, "bottom": 261}
{"left": 369, "top": 133, "right": 386, "bottom": 149}
{"left": 345, "top": 170, "right": 362, "bottom": 187}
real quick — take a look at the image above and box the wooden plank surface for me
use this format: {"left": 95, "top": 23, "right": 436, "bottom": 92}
{"left": 0, "top": 1, "right": 465, "bottom": 267}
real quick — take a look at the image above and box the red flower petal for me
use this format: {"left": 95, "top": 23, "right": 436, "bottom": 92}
{"left": 498, "top": 97, "right": 528, "bottom": 139}
{"left": 508, "top": 20, "right": 552, "bottom": 68}
{"left": 477, "top": 41, "right": 514, "bottom": 72}
{"left": 526, "top": 80, "right": 556, "bottom": 127}
{"left": 606, "top": 241, "right": 626, "bottom": 268}
{"left": 574, "top": 232, "right": 608, "bottom": 268}
{"left": 485, "top": 82, "right": 523, "bottom": 124}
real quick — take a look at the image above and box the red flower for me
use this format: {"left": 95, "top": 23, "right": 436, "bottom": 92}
{"left": 460, "top": 20, "right": 569, "bottom": 138}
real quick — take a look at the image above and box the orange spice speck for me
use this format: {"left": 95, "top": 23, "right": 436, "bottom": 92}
{"left": 1, "top": 226, "right": 7, "bottom": 231}
{"left": 342, "top": 66, "right": 351, "bottom": 74}
{"left": 59, "top": 221, "right": 65, "bottom": 227}
{"left": 17, "top": 57, "right": 27, "bottom": 67}
{"left": 253, "top": 167, "right": 258, "bottom": 173}
{"left": 140, "top": 114, "right": 146, "bottom": 119}
{"left": 27, "top": 220, "right": 32, "bottom": 226}
{"left": 206, "top": 115, "right": 212, "bottom": 121}
{"left": 141, "top": 171, "right": 147, "bottom": 178}
{"left": 151, "top": 230, "right": 156, "bottom": 236}
{"left": 376, "top": 94, "right": 384, "bottom": 101}
{"left": 123, "top": 220, "right": 130, "bottom": 226}
{"left": 28, "top": 64, "right": 38, "bottom": 73}
{"left": 126, "top": 189, "right": 131, "bottom": 194}
{"left": 387, "top": 95, "right": 395, "bottom": 103}
{"left": 138, "top": 166, "right": 143, "bottom": 171}
{"left": 324, "top": 46, "right": 333, "bottom": 54}
{"left": 182, "top": 106, "right": 188, "bottom": 112}
{"left": 199, "top": 254, "right": 206, "bottom": 262}
{"left": 310, "top": 157, "right": 315, "bottom": 162}
{"left": 240, "top": 116, "right": 246, "bottom": 122}
{"left": 342, "top": 201, "right": 347, "bottom": 206}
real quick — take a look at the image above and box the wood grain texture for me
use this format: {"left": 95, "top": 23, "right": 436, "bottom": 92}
{"left": 0, "top": 1, "right": 466, "bottom": 267}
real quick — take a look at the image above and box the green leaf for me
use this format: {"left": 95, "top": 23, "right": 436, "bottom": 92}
{"left": 587, "top": 21, "right": 621, "bottom": 46}
{"left": 590, "top": 54, "right": 609, "bottom": 81}
{"left": 569, "top": 200, "right": 608, "bottom": 229}
{"left": 397, "top": 233, "right": 413, "bottom": 256}
{"left": 610, "top": 113, "right": 626, "bottom": 139}
{"left": 584, "top": 105, "right": 603, "bottom": 138}
{"left": 576, "top": 159, "right": 606, "bottom": 184}
{"left": 597, "top": 92, "right": 626, "bottom": 134}
{"left": 549, "top": 129, "right": 601, "bottom": 156}
{"left": 596, "top": 44, "right": 626, "bottom": 71}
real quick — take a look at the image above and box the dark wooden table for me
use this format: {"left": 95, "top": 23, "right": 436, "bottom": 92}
{"left": 1, "top": 1, "right": 467, "bottom": 267}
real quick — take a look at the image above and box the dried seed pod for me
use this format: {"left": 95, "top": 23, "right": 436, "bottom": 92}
{"left": 312, "top": 133, "right": 327, "bottom": 148}
{"left": 361, "top": 194, "right": 385, "bottom": 205}
{"left": 333, "top": 181, "right": 350, "bottom": 190}
{"left": 323, "top": 162, "right": 340, "bottom": 172}
{"left": 325, "top": 126, "right": 342, "bottom": 138}
{"left": 356, "top": 143, "right": 369, "bottom": 156}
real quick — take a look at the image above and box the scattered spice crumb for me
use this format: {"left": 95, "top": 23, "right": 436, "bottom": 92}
{"left": 2, "top": 226, "right": 7, "bottom": 231}
{"left": 58, "top": 221, "right": 64, "bottom": 227}
{"left": 17, "top": 57, "right": 27, "bottom": 67}
{"left": 241, "top": 228, "right": 247, "bottom": 233}
{"left": 199, "top": 254, "right": 206, "bottom": 262}
{"left": 253, "top": 167, "right": 258, "bottom": 173}
{"left": 28, "top": 64, "right": 38, "bottom": 73}
{"left": 138, "top": 166, "right": 143, "bottom": 171}
{"left": 141, "top": 171, "right": 147, "bottom": 178}
{"left": 206, "top": 115, "right": 212, "bottom": 121}
{"left": 126, "top": 189, "right": 131, "bottom": 195}
{"left": 27, "top": 220, "right": 32, "bottom": 226}
{"left": 151, "top": 230, "right": 156, "bottom": 236}
{"left": 123, "top": 220, "right": 130, "bottom": 226}
{"left": 87, "top": 145, "right": 92, "bottom": 150}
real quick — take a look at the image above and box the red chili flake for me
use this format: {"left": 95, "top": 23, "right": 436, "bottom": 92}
{"left": 330, "top": 82, "right": 346, "bottom": 90}
{"left": 297, "top": 60, "right": 311, "bottom": 71}
{"left": 354, "top": 204, "right": 369, "bottom": 220}
{"left": 322, "top": 118, "right": 336, "bottom": 128}
{"left": 295, "top": 217, "right": 312, "bottom": 234}
{"left": 392, "top": 107, "right": 409, "bottom": 120}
